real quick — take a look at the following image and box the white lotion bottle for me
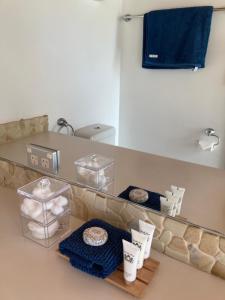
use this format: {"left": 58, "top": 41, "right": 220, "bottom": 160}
{"left": 139, "top": 220, "right": 156, "bottom": 259}
{"left": 122, "top": 240, "right": 140, "bottom": 284}
{"left": 131, "top": 229, "right": 148, "bottom": 269}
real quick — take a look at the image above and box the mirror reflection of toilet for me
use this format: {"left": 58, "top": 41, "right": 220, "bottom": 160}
{"left": 75, "top": 124, "right": 116, "bottom": 145}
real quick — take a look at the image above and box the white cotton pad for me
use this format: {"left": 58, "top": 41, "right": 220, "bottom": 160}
{"left": 99, "top": 175, "right": 107, "bottom": 186}
{"left": 90, "top": 161, "right": 101, "bottom": 169}
{"left": 21, "top": 203, "right": 30, "bottom": 216}
{"left": 23, "top": 198, "right": 37, "bottom": 210}
{"left": 45, "top": 199, "right": 54, "bottom": 210}
{"left": 54, "top": 196, "right": 68, "bottom": 207}
{"left": 28, "top": 220, "right": 59, "bottom": 240}
{"left": 27, "top": 222, "right": 39, "bottom": 232}
{"left": 29, "top": 203, "right": 43, "bottom": 219}
{"left": 99, "top": 169, "right": 105, "bottom": 176}
{"left": 33, "top": 211, "right": 55, "bottom": 223}
{"left": 32, "top": 187, "right": 54, "bottom": 199}
{"left": 51, "top": 204, "right": 64, "bottom": 216}
{"left": 21, "top": 198, "right": 43, "bottom": 219}
{"left": 78, "top": 167, "right": 89, "bottom": 177}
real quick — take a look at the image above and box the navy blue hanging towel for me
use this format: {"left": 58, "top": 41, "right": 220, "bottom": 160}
{"left": 118, "top": 185, "right": 163, "bottom": 212}
{"left": 142, "top": 6, "right": 213, "bottom": 69}
{"left": 59, "top": 219, "right": 131, "bottom": 279}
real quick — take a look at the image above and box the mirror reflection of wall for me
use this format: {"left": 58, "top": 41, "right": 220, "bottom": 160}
{"left": 119, "top": 0, "right": 225, "bottom": 169}
{"left": 1, "top": 0, "right": 225, "bottom": 170}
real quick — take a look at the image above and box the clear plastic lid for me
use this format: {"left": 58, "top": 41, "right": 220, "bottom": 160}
{"left": 17, "top": 177, "right": 70, "bottom": 202}
{"left": 74, "top": 154, "right": 114, "bottom": 171}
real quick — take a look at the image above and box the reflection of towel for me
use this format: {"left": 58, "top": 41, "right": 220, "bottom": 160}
{"left": 118, "top": 186, "right": 163, "bottom": 211}
{"left": 142, "top": 6, "right": 213, "bottom": 69}
{"left": 59, "top": 219, "right": 131, "bottom": 278}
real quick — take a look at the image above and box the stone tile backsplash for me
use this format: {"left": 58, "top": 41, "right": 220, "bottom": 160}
{"left": 0, "top": 115, "right": 48, "bottom": 144}
{"left": 71, "top": 186, "right": 225, "bottom": 280}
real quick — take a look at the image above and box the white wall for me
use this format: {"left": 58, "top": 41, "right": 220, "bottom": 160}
{"left": 0, "top": 0, "right": 121, "bottom": 140}
{"left": 2, "top": 0, "right": 225, "bottom": 167}
{"left": 119, "top": 0, "right": 225, "bottom": 168}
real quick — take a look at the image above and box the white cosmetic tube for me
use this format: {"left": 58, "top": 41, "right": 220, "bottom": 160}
{"left": 122, "top": 239, "right": 140, "bottom": 284}
{"left": 160, "top": 196, "right": 175, "bottom": 216}
{"left": 165, "top": 191, "right": 178, "bottom": 217}
{"left": 139, "top": 220, "right": 156, "bottom": 259}
{"left": 131, "top": 229, "right": 148, "bottom": 269}
{"left": 171, "top": 186, "right": 186, "bottom": 215}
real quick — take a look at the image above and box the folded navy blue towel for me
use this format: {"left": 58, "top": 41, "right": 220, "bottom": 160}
{"left": 59, "top": 219, "right": 131, "bottom": 279}
{"left": 142, "top": 6, "right": 213, "bottom": 69}
{"left": 118, "top": 186, "right": 163, "bottom": 211}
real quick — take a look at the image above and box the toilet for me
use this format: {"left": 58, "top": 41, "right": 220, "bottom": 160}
{"left": 75, "top": 124, "right": 116, "bottom": 145}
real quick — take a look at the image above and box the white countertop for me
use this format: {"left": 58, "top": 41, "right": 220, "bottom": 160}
{"left": 0, "top": 187, "right": 225, "bottom": 300}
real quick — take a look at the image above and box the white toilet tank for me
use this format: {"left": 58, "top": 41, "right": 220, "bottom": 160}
{"left": 75, "top": 124, "right": 116, "bottom": 145}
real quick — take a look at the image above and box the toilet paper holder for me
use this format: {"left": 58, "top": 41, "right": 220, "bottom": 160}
{"left": 204, "top": 128, "right": 220, "bottom": 146}
{"left": 198, "top": 128, "right": 220, "bottom": 151}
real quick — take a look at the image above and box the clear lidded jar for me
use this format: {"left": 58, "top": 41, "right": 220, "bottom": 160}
{"left": 74, "top": 154, "right": 114, "bottom": 192}
{"left": 17, "top": 177, "right": 71, "bottom": 247}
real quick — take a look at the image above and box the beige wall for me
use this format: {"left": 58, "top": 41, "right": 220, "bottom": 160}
{"left": 119, "top": 0, "right": 225, "bottom": 168}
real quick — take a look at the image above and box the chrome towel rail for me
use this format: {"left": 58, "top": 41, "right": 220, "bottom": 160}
{"left": 122, "top": 6, "right": 225, "bottom": 22}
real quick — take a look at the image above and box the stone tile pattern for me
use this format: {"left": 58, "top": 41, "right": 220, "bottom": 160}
{"left": 0, "top": 115, "right": 48, "bottom": 144}
{"left": 0, "top": 116, "right": 48, "bottom": 187}
{"left": 1, "top": 164, "right": 224, "bottom": 282}
{"left": 71, "top": 186, "right": 225, "bottom": 281}
{"left": 0, "top": 161, "right": 42, "bottom": 188}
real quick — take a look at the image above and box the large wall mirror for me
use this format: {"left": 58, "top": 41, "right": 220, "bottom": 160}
{"left": 0, "top": 131, "right": 225, "bottom": 238}
{"left": 1, "top": 0, "right": 225, "bottom": 239}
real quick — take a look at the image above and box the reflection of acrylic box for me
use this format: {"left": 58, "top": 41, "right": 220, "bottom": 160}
{"left": 17, "top": 177, "right": 71, "bottom": 247}
{"left": 74, "top": 154, "right": 114, "bottom": 192}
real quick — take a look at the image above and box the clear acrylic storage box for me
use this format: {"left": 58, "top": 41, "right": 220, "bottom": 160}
{"left": 17, "top": 177, "right": 71, "bottom": 247}
{"left": 74, "top": 154, "right": 114, "bottom": 192}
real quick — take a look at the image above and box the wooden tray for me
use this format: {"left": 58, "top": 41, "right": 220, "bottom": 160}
{"left": 57, "top": 250, "right": 160, "bottom": 298}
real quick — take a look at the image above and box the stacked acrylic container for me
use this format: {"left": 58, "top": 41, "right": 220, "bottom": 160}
{"left": 74, "top": 154, "right": 114, "bottom": 193}
{"left": 17, "top": 177, "right": 71, "bottom": 247}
